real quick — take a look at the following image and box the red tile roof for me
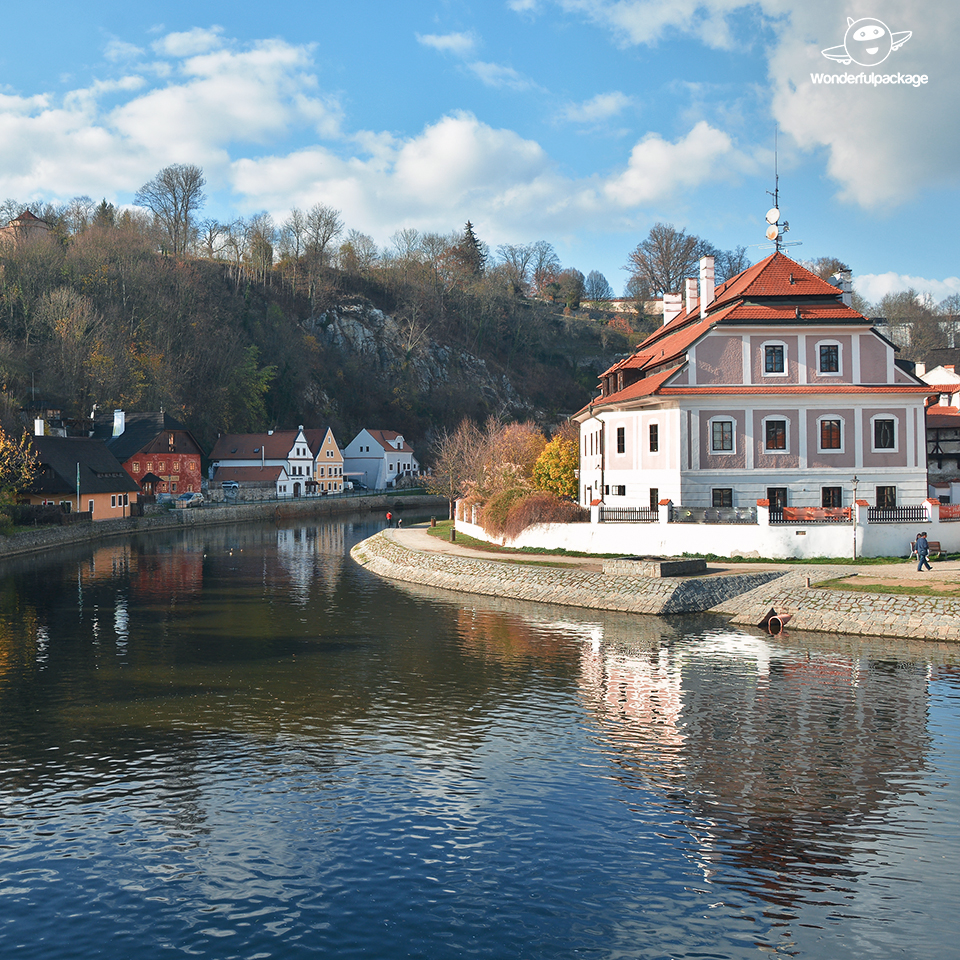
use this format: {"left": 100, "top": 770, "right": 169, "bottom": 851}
{"left": 585, "top": 251, "right": 895, "bottom": 413}
{"left": 927, "top": 406, "right": 960, "bottom": 429}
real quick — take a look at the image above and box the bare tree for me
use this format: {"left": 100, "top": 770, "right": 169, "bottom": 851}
{"left": 625, "top": 222, "right": 701, "bottom": 296}
{"left": 304, "top": 203, "right": 344, "bottom": 268}
{"left": 65, "top": 196, "right": 96, "bottom": 235}
{"left": 497, "top": 243, "right": 535, "bottom": 294}
{"left": 134, "top": 163, "right": 206, "bottom": 257}
{"left": 197, "top": 219, "right": 228, "bottom": 260}
{"left": 530, "top": 240, "right": 560, "bottom": 297}
{"left": 246, "top": 212, "right": 275, "bottom": 283}
{"left": 584, "top": 270, "right": 613, "bottom": 303}
{"left": 337, "top": 230, "right": 379, "bottom": 275}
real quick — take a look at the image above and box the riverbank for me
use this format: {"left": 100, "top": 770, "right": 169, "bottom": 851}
{"left": 351, "top": 525, "right": 960, "bottom": 642}
{"left": 0, "top": 494, "right": 446, "bottom": 564}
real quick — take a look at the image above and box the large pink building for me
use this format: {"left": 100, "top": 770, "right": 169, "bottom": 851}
{"left": 575, "top": 252, "right": 931, "bottom": 512}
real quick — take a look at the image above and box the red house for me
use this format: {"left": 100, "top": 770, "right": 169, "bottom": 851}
{"left": 91, "top": 410, "right": 205, "bottom": 496}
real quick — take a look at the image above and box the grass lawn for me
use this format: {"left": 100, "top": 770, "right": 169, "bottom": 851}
{"left": 812, "top": 576, "right": 960, "bottom": 598}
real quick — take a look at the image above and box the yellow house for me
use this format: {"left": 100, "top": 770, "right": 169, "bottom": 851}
{"left": 305, "top": 427, "right": 344, "bottom": 494}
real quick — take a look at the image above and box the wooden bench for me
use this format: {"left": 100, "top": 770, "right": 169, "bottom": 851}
{"left": 910, "top": 540, "right": 941, "bottom": 560}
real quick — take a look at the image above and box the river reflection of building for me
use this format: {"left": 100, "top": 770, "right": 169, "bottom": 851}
{"left": 580, "top": 629, "right": 932, "bottom": 911}
{"left": 275, "top": 523, "right": 345, "bottom": 601}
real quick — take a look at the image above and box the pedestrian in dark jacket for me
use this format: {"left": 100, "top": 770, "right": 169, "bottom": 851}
{"left": 916, "top": 531, "right": 932, "bottom": 571}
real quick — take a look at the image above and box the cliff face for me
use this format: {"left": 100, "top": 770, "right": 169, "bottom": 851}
{"left": 310, "top": 300, "right": 534, "bottom": 417}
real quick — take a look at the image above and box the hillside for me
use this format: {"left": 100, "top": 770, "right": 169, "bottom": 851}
{"left": 0, "top": 228, "right": 638, "bottom": 454}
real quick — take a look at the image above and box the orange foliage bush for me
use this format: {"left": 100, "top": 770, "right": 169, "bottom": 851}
{"left": 502, "top": 491, "right": 588, "bottom": 541}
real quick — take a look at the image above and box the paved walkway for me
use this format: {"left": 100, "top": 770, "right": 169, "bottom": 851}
{"left": 385, "top": 523, "right": 960, "bottom": 588}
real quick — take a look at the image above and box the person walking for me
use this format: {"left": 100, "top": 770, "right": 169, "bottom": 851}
{"left": 916, "top": 531, "right": 933, "bottom": 572}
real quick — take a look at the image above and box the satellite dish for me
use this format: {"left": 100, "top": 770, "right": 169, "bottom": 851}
{"left": 765, "top": 207, "right": 780, "bottom": 224}
{"left": 765, "top": 224, "right": 779, "bottom": 241}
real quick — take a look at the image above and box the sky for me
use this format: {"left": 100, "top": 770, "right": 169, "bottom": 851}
{"left": 0, "top": 0, "right": 957, "bottom": 305}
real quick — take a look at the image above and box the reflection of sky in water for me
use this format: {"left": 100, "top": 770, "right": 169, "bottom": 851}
{"left": 0, "top": 519, "right": 957, "bottom": 959}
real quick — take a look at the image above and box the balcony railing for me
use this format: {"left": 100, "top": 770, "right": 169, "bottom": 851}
{"left": 599, "top": 506, "right": 658, "bottom": 523}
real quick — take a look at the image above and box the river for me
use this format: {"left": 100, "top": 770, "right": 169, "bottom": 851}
{"left": 0, "top": 515, "right": 957, "bottom": 959}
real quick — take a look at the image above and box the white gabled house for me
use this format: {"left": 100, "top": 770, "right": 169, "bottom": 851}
{"left": 210, "top": 426, "right": 316, "bottom": 497}
{"left": 342, "top": 429, "right": 420, "bottom": 490}
{"left": 574, "top": 252, "right": 931, "bottom": 514}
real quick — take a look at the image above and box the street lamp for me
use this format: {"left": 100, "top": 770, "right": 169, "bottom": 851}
{"left": 852, "top": 475, "right": 860, "bottom": 559}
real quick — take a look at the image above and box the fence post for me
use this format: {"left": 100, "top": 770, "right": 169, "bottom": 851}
{"left": 925, "top": 498, "right": 942, "bottom": 544}
{"left": 659, "top": 499, "right": 671, "bottom": 526}
{"left": 854, "top": 499, "right": 868, "bottom": 559}
{"left": 590, "top": 499, "right": 601, "bottom": 524}
{"left": 756, "top": 498, "right": 770, "bottom": 527}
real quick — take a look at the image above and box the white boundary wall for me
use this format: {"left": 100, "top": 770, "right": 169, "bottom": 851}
{"left": 456, "top": 500, "right": 958, "bottom": 560}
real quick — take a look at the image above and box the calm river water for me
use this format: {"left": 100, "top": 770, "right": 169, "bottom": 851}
{"left": 0, "top": 515, "right": 958, "bottom": 959}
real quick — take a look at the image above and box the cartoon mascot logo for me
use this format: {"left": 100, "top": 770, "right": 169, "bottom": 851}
{"left": 822, "top": 17, "right": 911, "bottom": 67}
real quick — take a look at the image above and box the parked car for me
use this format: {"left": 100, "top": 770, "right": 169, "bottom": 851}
{"left": 156, "top": 492, "right": 174, "bottom": 504}
{"left": 221, "top": 481, "right": 239, "bottom": 491}
{"left": 176, "top": 492, "right": 204, "bottom": 508}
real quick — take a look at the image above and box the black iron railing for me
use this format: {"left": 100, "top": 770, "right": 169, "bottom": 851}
{"left": 599, "top": 507, "right": 658, "bottom": 523}
{"left": 867, "top": 505, "right": 926, "bottom": 523}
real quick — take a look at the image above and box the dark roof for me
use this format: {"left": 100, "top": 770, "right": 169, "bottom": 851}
{"left": 27, "top": 436, "right": 140, "bottom": 497}
{"left": 90, "top": 411, "right": 202, "bottom": 461}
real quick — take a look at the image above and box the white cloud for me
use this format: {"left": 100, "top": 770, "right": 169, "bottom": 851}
{"left": 856, "top": 273, "right": 960, "bottom": 306}
{"left": 604, "top": 121, "right": 746, "bottom": 205}
{"left": 416, "top": 31, "right": 478, "bottom": 56}
{"left": 539, "top": 0, "right": 960, "bottom": 207}
{"left": 466, "top": 60, "right": 541, "bottom": 91}
{"left": 560, "top": 91, "right": 633, "bottom": 123}
{"left": 104, "top": 39, "right": 145, "bottom": 62}
{"left": 151, "top": 26, "right": 225, "bottom": 58}
{"left": 0, "top": 34, "right": 342, "bottom": 201}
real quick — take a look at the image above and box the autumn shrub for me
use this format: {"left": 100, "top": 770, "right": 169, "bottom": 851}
{"left": 502, "top": 491, "right": 589, "bottom": 541}
{"left": 480, "top": 487, "right": 529, "bottom": 537}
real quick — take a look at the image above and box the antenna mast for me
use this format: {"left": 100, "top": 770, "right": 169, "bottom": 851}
{"left": 762, "top": 125, "right": 800, "bottom": 252}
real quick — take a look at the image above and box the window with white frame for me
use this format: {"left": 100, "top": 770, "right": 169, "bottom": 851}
{"left": 817, "top": 341, "right": 841, "bottom": 375}
{"left": 872, "top": 416, "right": 897, "bottom": 452}
{"left": 763, "top": 341, "right": 787, "bottom": 375}
{"left": 763, "top": 417, "right": 788, "bottom": 452}
{"left": 709, "top": 418, "right": 735, "bottom": 453}
{"left": 818, "top": 416, "right": 843, "bottom": 452}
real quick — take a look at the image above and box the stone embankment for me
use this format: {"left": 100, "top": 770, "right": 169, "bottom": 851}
{"left": 0, "top": 495, "right": 445, "bottom": 564}
{"left": 352, "top": 529, "right": 960, "bottom": 642}
{"left": 351, "top": 531, "right": 785, "bottom": 615}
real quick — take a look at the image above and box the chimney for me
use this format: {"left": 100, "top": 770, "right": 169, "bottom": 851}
{"left": 699, "top": 256, "right": 715, "bottom": 318}
{"left": 34, "top": 418, "right": 44, "bottom": 437}
{"left": 112, "top": 408, "right": 125, "bottom": 437}
{"left": 685, "top": 278, "right": 698, "bottom": 316}
{"left": 663, "top": 293, "right": 682, "bottom": 326}
{"left": 839, "top": 270, "right": 853, "bottom": 307}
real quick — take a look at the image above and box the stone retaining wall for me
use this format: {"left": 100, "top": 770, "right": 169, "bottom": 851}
{"left": 0, "top": 495, "right": 445, "bottom": 564}
{"left": 351, "top": 532, "right": 784, "bottom": 615}
{"left": 713, "top": 571, "right": 960, "bottom": 641}
{"left": 354, "top": 532, "right": 960, "bottom": 642}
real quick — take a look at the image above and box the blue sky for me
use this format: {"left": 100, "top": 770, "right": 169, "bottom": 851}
{"left": 0, "top": 0, "right": 956, "bottom": 304}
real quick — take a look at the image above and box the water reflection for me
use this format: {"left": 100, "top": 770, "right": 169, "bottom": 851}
{"left": 0, "top": 519, "right": 957, "bottom": 960}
